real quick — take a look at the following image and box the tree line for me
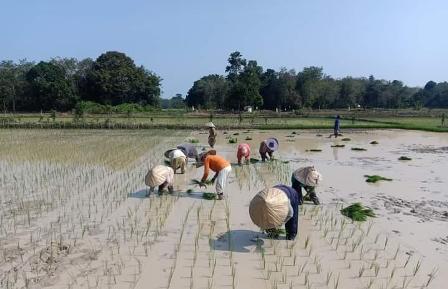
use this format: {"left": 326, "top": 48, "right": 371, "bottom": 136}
{"left": 186, "top": 51, "right": 448, "bottom": 110}
{"left": 0, "top": 51, "right": 161, "bottom": 112}
{"left": 1, "top": 50, "right": 448, "bottom": 113}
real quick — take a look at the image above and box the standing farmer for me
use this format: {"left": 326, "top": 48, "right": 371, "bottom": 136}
{"left": 249, "top": 185, "right": 303, "bottom": 240}
{"left": 237, "top": 143, "right": 251, "bottom": 165}
{"left": 333, "top": 115, "right": 341, "bottom": 137}
{"left": 259, "top": 138, "right": 279, "bottom": 161}
{"left": 145, "top": 165, "right": 174, "bottom": 196}
{"left": 165, "top": 148, "right": 187, "bottom": 174}
{"left": 197, "top": 150, "right": 232, "bottom": 200}
{"left": 206, "top": 122, "right": 217, "bottom": 148}
{"left": 291, "top": 166, "right": 322, "bottom": 205}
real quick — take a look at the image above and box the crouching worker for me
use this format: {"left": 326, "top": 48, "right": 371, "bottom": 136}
{"left": 197, "top": 150, "right": 231, "bottom": 200}
{"left": 144, "top": 165, "right": 174, "bottom": 196}
{"left": 165, "top": 148, "right": 187, "bottom": 174}
{"left": 292, "top": 166, "right": 322, "bottom": 205}
{"left": 259, "top": 138, "right": 279, "bottom": 161}
{"left": 249, "top": 185, "right": 302, "bottom": 240}
{"left": 237, "top": 143, "right": 251, "bottom": 165}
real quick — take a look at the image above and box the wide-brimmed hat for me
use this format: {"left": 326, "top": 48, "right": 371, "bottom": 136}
{"left": 293, "top": 166, "right": 322, "bottom": 187}
{"left": 145, "top": 165, "right": 171, "bottom": 187}
{"left": 249, "top": 187, "right": 290, "bottom": 230}
{"left": 205, "top": 122, "right": 216, "bottom": 128}
{"left": 164, "top": 148, "right": 177, "bottom": 159}
{"left": 264, "top": 138, "right": 279, "bottom": 151}
{"left": 196, "top": 149, "right": 217, "bottom": 167}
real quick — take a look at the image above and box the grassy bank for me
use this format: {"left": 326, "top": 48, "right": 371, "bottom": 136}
{"left": 1, "top": 112, "right": 447, "bottom": 132}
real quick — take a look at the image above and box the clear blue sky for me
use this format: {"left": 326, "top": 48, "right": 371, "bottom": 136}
{"left": 2, "top": 0, "right": 447, "bottom": 98}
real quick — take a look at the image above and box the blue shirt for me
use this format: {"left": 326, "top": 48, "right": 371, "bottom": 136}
{"left": 273, "top": 185, "right": 301, "bottom": 240}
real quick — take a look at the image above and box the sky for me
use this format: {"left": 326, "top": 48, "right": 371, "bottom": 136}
{"left": 2, "top": 0, "right": 448, "bottom": 98}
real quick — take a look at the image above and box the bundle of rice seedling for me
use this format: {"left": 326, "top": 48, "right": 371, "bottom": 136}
{"left": 250, "top": 158, "right": 260, "bottom": 164}
{"left": 202, "top": 192, "right": 216, "bottom": 200}
{"left": 364, "top": 175, "right": 392, "bottom": 183}
{"left": 351, "top": 147, "right": 366, "bottom": 151}
{"left": 398, "top": 156, "right": 412, "bottom": 161}
{"left": 341, "top": 203, "right": 375, "bottom": 221}
{"left": 233, "top": 132, "right": 240, "bottom": 136}
{"left": 245, "top": 136, "right": 252, "bottom": 140}
{"left": 291, "top": 131, "right": 297, "bottom": 135}
{"left": 331, "top": 144, "right": 345, "bottom": 148}
{"left": 286, "top": 135, "right": 295, "bottom": 138}
{"left": 316, "top": 134, "right": 323, "bottom": 137}
{"left": 228, "top": 137, "right": 237, "bottom": 144}
{"left": 188, "top": 138, "right": 199, "bottom": 143}
{"left": 307, "top": 149, "right": 322, "bottom": 152}
{"left": 370, "top": 141, "right": 379, "bottom": 144}
{"left": 265, "top": 228, "right": 286, "bottom": 239}
{"left": 190, "top": 179, "right": 214, "bottom": 187}
{"left": 342, "top": 138, "right": 351, "bottom": 141}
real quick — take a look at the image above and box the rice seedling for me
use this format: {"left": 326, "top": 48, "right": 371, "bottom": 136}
{"left": 190, "top": 179, "right": 214, "bottom": 187}
{"left": 265, "top": 228, "right": 286, "bottom": 239}
{"left": 188, "top": 138, "right": 200, "bottom": 143}
{"left": 398, "top": 156, "right": 412, "bottom": 161}
{"left": 364, "top": 175, "right": 393, "bottom": 183}
{"left": 425, "top": 267, "right": 438, "bottom": 287}
{"left": 340, "top": 203, "right": 375, "bottom": 221}
{"left": 228, "top": 137, "right": 238, "bottom": 144}
{"left": 351, "top": 147, "right": 367, "bottom": 151}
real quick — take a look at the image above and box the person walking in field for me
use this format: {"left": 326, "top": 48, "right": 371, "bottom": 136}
{"left": 291, "top": 166, "right": 322, "bottom": 205}
{"left": 197, "top": 150, "right": 231, "bottom": 200}
{"left": 333, "top": 115, "right": 341, "bottom": 138}
{"left": 177, "top": 143, "right": 200, "bottom": 162}
{"left": 145, "top": 165, "right": 174, "bottom": 196}
{"left": 164, "top": 148, "right": 187, "bottom": 174}
{"left": 206, "top": 122, "right": 217, "bottom": 148}
{"left": 249, "top": 185, "right": 302, "bottom": 240}
{"left": 259, "top": 138, "right": 279, "bottom": 161}
{"left": 237, "top": 143, "right": 251, "bottom": 165}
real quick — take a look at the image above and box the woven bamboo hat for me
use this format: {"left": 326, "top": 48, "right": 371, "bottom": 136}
{"left": 145, "top": 165, "right": 170, "bottom": 187}
{"left": 292, "top": 166, "right": 322, "bottom": 187}
{"left": 249, "top": 187, "right": 290, "bottom": 230}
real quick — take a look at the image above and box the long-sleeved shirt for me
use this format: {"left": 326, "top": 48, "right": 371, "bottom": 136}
{"left": 177, "top": 144, "right": 199, "bottom": 159}
{"left": 273, "top": 185, "right": 301, "bottom": 240}
{"left": 334, "top": 118, "right": 340, "bottom": 130}
{"left": 169, "top": 149, "right": 186, "bottom": 161}
{"left": 237, "top": 143, "right": 251, "bottom": 161}
{"left": 259, "top": 141, "right": 273, "bottom": 154}
{"left": 201, "top": 155, "right": 230, "bottom": 181}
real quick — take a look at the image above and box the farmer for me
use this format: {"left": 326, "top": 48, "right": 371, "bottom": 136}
{"left": 206, "top": 122, "right": 217, "bottom": 148}
{"left": 164, "top": 148, "right": 187, "bottom": 174}
{"left": 177, "top": 143, "right": 199, "bottom": 162}
{"left": 197, "top": 150, "right": 232, "bottom": 200}
{"left": 259, "top": 138, "right": 279, "bottom": 161}
{"left": 291, "top": 166, "right": 322, "bottom": 205}
{"left": 144, "top": 165, "right": 174, "bottom": 196}
{"left": 237, "top": 143, "right": 251, "bottom": 165}
{"left": 249, "top": 185, "right": 302, "bottom": 240}
{"left": 333, "top": 115, "right": 341, "bottom": 137}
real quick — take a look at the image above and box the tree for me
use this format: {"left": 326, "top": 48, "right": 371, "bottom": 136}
{"left": 186, "top": 74, "right": 229, "bottom": 109}
{"left": 85, "top": 51, "right": 160, "bottom": 106}
{"left": 26, "top": 61, "right": 76, "bottom": 111}
{"left": 225, "top": 51, "right": 246, "bottom": 82}
{"left": 296, "top": 66, "right": 324, "bottom": 108}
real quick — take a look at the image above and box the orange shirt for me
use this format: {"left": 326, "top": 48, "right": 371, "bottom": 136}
{"left": 201, "top": 155, "right": 230, "bottom": 181}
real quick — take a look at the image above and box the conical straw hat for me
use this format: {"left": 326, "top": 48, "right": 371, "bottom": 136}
{"left": 264, "top": 138, "right": 279, "bottom": 151}
{"left": 145, "top": 165, "right": 170, "bottom": 187}
{"left": 205, "top": 122, "right": 216, "bottom": 128}
{"left": 249, "top": 187, "right": 290, "bottom": 230}
{"left": 164, "top": 148, "right": 177, "bottom": 159}
{"left": 293, "top": 166, "right": 322, "bottom": 187}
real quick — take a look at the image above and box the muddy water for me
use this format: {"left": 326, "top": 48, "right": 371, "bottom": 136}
{"left": 190, "top": 129, "right": 448, "bottom": 277}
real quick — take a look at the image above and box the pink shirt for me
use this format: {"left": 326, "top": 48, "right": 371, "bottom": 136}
{"left": 237, "top": 143, "right": 251, "bottom": 161}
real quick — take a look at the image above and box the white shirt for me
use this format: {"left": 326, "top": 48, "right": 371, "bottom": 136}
{"left": 169, "top": 149, "right": 186, "bottom": 160}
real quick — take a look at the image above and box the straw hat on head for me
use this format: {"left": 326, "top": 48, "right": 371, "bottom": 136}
{"left": 249, "top": 187, "right": 290, "bottom": 230}
{"left": 145, "top": 165, "right": 170, "bottom": 188}
{"left": 196, "top": 149, "right": 217, "bottom": 167}
{"left": 293, "top": 166, "right": 322, "bottom": 187}
{"left": 264, "top": 138, "right": 279, "bottom": 152}
{"left": 205, "top": 122, "right": 216, "bottom": 128}
{"left": 164, "top": 148, "right": 177, "bottom": 159}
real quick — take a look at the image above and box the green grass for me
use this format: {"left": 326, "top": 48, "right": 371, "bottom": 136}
{"left": 398, "top": 156, "right": 412, "bottom": 161}
{"left": 364, "top": 175, "right": 392, "bottom": 183}
{"left": 341, "top": 203, "right": 375, "bottom": 222}
{"left": 351, "top": 147, "right": 367, "bottom": 151}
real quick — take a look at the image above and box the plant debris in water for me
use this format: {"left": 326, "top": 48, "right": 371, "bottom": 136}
{"left": 202, "top": 192, "right": 216, "bottom": 200}
{"left": 307, "top": 149, "right": 322, "bottom": 152}
{"left": 265, "top": 228, "right": 286, "bottom": 239}
{"left": 341, "top": 138, "right": 351, "bottom": 141}
{"left": 351, "top": 147, "right": 366, "bottom": 151}
{"left": 340, "top": 203, "right": 375, "bottom": 221}
{"left": 228, "top": 137, "right": 237, "bottom": 144}
{"left": 245, "top": 136, "right": 252, "bottom": 140}
{"left": 370, "top": 141, "right": 379, "bottom": 144}
{"left": 364, "top": 175, "right": 392, "bottom": 183}
{"left": 398, "top": 156, "right": 412, "bottom": 161}
{"left": 233, "top": 132, "right": 240, "bottom": 136}
{"left": 331, "top": 144, "right": 345, "bottom": 148}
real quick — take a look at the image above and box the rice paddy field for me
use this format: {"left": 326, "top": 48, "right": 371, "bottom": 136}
{"left": 0, "top": 128, "right": 447, "bottom": 289}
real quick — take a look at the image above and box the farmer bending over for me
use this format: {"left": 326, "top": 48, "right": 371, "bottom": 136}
{"left": 165, "top": 148, "right": 187, "bottom": 174}
{"left": 177, "top": 143, "right": 199, "bottom": 162}
{"left": 145, "top": 165, "right": 174, "bottom": 196}
{"left": 237, "top": 143, "right": 251, "bottom": 165}
{"left": 259, "top": 138, "right": 279, "bottom": 161}
{"left": 197, "top": 150, "right": 232, "bottom": 200}
{"left": 292, "top": 166, "right": 322, "bottom": 205}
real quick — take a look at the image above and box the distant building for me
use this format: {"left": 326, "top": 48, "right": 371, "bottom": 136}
{"left": 244, "top": 106, "right": 253, "bottom": 113}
